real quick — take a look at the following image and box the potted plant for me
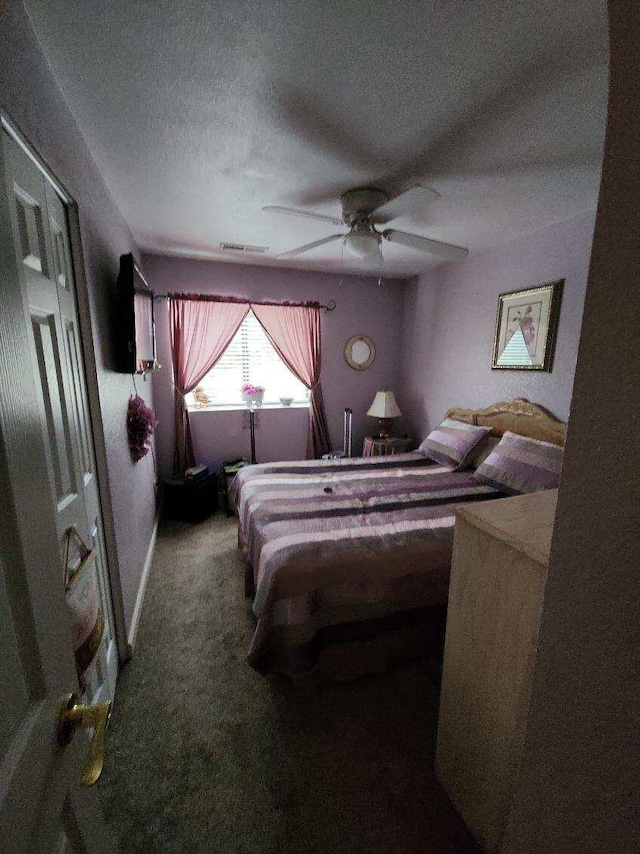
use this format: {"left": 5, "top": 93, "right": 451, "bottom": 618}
{"left": 241, "top": 382, "right": 265, "bottom": 408}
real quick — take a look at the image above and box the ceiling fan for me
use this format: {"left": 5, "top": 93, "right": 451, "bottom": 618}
{"left": 263, "top": 185, "right": 469, "bottom": 263}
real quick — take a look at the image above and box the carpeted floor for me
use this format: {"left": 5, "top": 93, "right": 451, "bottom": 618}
{"left": 98, "top": 514, "right": 479, "bottom": 853}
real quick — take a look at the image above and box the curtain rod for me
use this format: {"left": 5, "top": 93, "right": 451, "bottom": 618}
{"left": 153, "top": 295, "right": 336, "bottom": 312}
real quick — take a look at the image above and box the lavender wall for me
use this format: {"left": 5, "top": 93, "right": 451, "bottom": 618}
{"left": 143, "top": 253, "right": 407, "bottom": 476}
{"left": 0, "top": 0, "right": 156, "bottom": 634}
{"left": 400, "top": 212, "right": 596, "bottom": 440}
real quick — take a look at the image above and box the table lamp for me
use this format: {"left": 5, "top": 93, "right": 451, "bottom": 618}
{"left": 367, "top": 390, "right": 402, "bottom": 438}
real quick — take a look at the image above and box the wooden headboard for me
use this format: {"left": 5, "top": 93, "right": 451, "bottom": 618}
{"left": 444, "top": 399, "right": 566, "bottom": 446}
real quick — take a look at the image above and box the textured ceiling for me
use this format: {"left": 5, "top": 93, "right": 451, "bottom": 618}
{"left": 25, "top": 0, "right": 609, "bottom": 277}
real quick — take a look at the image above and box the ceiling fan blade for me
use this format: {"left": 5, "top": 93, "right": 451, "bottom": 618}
{"left": 371, "top": 185, "right": 440, "bottom": 220}
{"left": 277, "top": 233, "right": 344, "bottom": 259}
{"left": 262, "top": 205, "right": 344, "bottom": 226}
{"left": 382, "top": 229, "right": 469, "bottom": 262}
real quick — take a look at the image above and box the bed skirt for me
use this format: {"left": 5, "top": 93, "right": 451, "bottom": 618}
{"left": 246, "top": 591, "right": 447, "bottom": 682}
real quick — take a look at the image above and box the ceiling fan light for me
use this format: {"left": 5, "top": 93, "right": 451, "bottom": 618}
{"left": 344, "top": 231, "right": 380, "bottom": 258}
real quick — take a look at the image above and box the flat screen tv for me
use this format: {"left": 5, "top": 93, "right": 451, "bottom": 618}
{"left": 116, "top": 253, "right": 158, "bottom": 374}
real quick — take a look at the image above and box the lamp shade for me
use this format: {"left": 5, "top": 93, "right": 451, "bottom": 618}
{"left": 367, "top": 390, "right": 402, "bottom": 419}
{"left": 344, "top": 230, "right": 380, "bottom": 258}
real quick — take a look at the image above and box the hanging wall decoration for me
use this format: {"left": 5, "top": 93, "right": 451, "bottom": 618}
{"left": 344, "top": 334, "right": 376, "bottom": 370}
{"left": 64, "top": 525, "right": 104, "bottom": 683}
{"left": 492, "top": 280, "right": 564, "bottom": 371}
{"left": 127, "top": 394, "right": 157, "bottom": 462}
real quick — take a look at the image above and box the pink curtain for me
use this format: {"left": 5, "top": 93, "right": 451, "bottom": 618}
{"left": 169, "top": 295, "right": 249, "bottom": 474}
{"left": 251, "top": 302, "right": 331, "bottom": 458}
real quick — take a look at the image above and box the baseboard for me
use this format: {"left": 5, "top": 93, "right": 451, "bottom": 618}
{"left": 127, "top": 512, "right": 159, "bottom": 651}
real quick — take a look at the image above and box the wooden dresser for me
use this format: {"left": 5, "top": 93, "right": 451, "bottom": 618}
{"left": 435, "top": 490, "right": 558, "bottom": 852}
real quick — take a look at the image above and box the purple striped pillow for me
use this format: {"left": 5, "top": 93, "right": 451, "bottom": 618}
{"left": 472, "top": 430, "right": 563, "bottom": 494}
{"left": 418, "top": 419, "right": 492, "bottom": 470}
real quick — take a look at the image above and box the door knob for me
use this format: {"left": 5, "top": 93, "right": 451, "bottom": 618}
{"left": 57, "top": 693, "right": 112, "bottom": 785}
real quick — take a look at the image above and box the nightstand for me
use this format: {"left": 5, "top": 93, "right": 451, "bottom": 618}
{"left": 362, "top": 436, "right": 412, "bottom": 457}
{"left": 162, "top": 470, "right": 218, "bottom": 522}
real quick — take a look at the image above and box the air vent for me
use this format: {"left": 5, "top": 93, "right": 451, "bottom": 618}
{"left": 220, "top": 242, "right": 268, "bottom": 254}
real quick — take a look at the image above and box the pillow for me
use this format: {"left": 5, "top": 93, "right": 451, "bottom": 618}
{"left": 467, "top": 435, "right": 500, "bottom": 469}
{"left": 418, "top": 419, "right": 492, "bottom": 470}
{"left": 473, "top": 431, "right": 563, "bottom": 494}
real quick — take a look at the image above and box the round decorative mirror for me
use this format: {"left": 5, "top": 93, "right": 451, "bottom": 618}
{"left": 344, "top": 334, "right": 376, "bottom": 371}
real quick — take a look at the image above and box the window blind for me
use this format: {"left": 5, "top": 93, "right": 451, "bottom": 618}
{"left": 187, "top": 310, "right": 309, "bottom": 408}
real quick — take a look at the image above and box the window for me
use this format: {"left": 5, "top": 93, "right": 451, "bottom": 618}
{"left": 186, "top": 310, "right": 310, "bottom": 409}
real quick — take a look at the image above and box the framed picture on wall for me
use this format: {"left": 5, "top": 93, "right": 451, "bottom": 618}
{"left": 492, "top": 280, "right": 564, "bottom": 371}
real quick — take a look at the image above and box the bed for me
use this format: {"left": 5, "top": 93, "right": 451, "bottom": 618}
{"left": 235, "top": 399, "right": 566, "bottom": 680}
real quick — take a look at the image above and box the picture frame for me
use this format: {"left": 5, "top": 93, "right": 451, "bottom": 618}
{"left": 492, "top": 280, "right": 564, "bottom": 371}
{"left": 344, "top": 334, "right": 376, "bottom": 370}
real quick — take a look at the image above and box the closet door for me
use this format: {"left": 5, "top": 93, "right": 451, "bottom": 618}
{"left": 0, "top": 128, "right": 116, "bottom": 851}
{"left": 43, "top": 178, "right": 118, "bottom": 703}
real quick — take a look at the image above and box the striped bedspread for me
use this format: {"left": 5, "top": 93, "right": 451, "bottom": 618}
{"left": 234, "top": 453, "right": 503, "bottom": 677}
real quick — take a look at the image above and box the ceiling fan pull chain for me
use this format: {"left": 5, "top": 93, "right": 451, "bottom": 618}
{"left": 377, "top": 243, "right": 383, "bottom": 287}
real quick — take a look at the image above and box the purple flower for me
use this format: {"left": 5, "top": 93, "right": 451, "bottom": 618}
{"left": 127, "top": 395, "right": 157, "bottom": 463}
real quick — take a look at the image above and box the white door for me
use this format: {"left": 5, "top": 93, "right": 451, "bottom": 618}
{"left": 0, "top": 128, "right": 117, "bottom": 850}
